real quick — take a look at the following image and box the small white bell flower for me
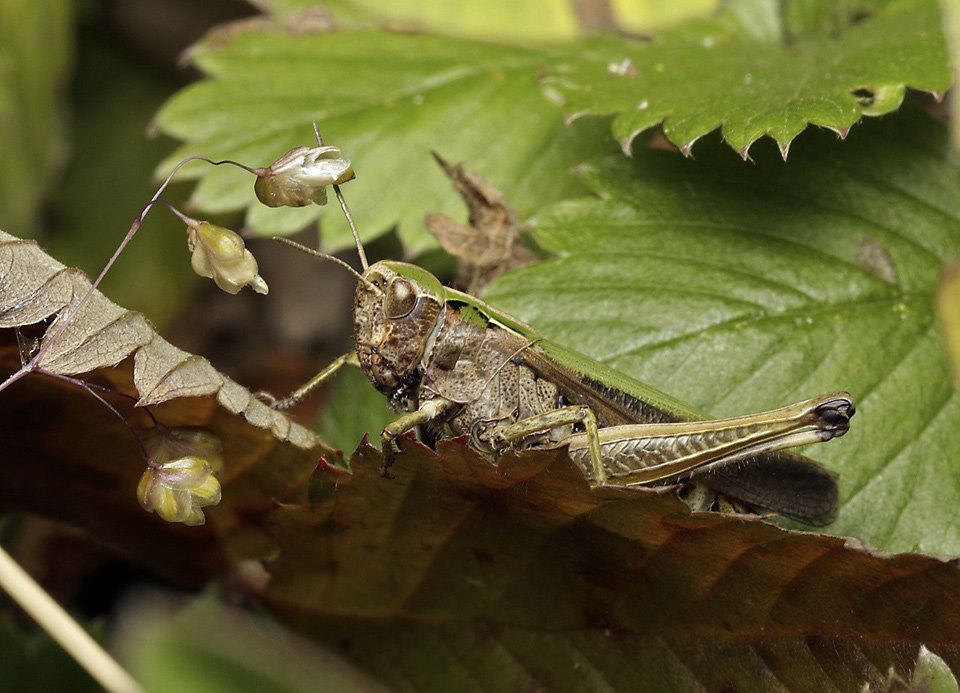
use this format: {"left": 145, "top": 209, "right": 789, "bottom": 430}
{"left": 137, "top": 456, "right": 222, "bottom": 526}
{"left": 186, "top": 219, "right": 268, "bottom": 295}
{"left": 136, "top": 425, "right": 225, "bottom": 526}
{"left": 254, "top": 146, "right": 355, "bottom": 208}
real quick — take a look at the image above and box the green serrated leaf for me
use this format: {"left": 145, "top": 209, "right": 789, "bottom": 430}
{"left": 483, "top": 104, "right": 960, "bottom": 556}
{"left": 542, "top": 0, "right": 951, "bottom": 154}
{"left": 153, "top": 0, "right": 951, "bottom": 258}
{"left": 153, "top": 27, "right": 617, "bottom": 254}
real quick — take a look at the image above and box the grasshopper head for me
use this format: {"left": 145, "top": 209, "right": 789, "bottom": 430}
{"left": 354, "top": 260, "right": 445, "bottom": 397}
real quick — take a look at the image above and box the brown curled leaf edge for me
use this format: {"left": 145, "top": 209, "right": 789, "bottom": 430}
{"left": 0, "top": 229, "right": 323, "bottom": 450}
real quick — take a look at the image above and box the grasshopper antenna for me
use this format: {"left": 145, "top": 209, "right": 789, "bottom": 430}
{"left": 272, "top": 237, "right": 379, "bottom": 292}
{"left": 312, "top": 122, "right": 368, "bottom": 271}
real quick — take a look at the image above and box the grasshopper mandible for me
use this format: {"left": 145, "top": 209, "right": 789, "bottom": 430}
{"left": 269, "top": 140, "right": 854, "bottom": 527}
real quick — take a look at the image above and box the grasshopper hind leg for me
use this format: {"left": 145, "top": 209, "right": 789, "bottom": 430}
{"left": 692, "top": 451, "right": 840, "bottom": 526}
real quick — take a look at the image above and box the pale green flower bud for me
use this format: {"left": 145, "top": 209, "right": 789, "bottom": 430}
{"left": 137, "top": 456, "right": 222, "bottom": 526}
{"left": 254, "top": 146, "right": 355, "bottom": 208}
{"left": 186, "top": 220, "right": 268, "bottom": 295}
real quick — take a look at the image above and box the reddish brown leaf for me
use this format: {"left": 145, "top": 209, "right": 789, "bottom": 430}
{"left": 0, "top": 344, "right": 327, "bottom": 585}
{"left": 262, "top": 436, "right": 960, "bottom": 691}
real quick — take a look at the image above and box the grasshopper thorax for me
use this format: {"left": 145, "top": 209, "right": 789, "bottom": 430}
{"left": 354, "top": 260, "right": 446, "bottom": 401}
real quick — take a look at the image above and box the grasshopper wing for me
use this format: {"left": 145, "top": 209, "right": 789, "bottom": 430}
{"left": 517, "top": 343, "right": 842, "bottom": 525}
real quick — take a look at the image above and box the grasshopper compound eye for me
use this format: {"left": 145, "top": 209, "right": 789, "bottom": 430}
{"left": 385, "top": 277, "right": 417, "bottom": 318}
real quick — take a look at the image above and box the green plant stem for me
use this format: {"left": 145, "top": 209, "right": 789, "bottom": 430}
{"left": 0, "top": 544, "right": 145, "bottom": 693}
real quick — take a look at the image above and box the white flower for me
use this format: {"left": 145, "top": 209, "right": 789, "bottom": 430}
{"left": 137, "top": 426, "right": 225, "bottom": 526}
{"left": 137, "top": 456, "right": 222, "bottom": 526}
{"left": 186, "top": 220, "right": 268, "bottom": 295}
{"left": 254, "top": 146, "right": 355, "bottom": 208}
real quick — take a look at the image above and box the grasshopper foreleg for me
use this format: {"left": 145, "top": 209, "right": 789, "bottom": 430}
{"left": 489, "top": 405, "right": 607, "bottom": 484}
{"left": 263, "top": 351, "right": 361, "bottom": 409}
{"left": 380, "top": 398, "right": 452, "bottom": 478}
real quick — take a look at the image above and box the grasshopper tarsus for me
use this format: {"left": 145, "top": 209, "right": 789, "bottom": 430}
{"left": 379, "top": 440, "right": 396, "bottom": 478}
{"left": 814, "top": 394, "right": 855, "bottom": 435}
{"left": 379, "top": 445, "right": 395, "bottom": 478}
{"left": 258, "top": 391, "right": 297, "bottom": 410}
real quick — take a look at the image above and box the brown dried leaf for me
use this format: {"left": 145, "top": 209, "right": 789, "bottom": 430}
{"left": 425, "top": 153, "right": 537, "bottom": 293}
{"left": 0, "top": 343, "right": 334, "bottom": 584}
{"left": 0, "top": 230, "right": 322, "bottom": 448}
{"left": 263, "top": 437, "right": 960, "bottom": 691}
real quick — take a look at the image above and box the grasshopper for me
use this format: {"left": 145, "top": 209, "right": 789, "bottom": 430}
{"left": 275, "top": 245, "right": 853, "bottom": 526}
{"left": 269, "top": 146, "right": 853, "bottom": 527}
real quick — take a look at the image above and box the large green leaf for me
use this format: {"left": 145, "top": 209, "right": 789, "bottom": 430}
{"left": 544, "top": 0, "right": 951, "bottom": 155}
{"left": 153, "top": 1, "right": 950, "bottom": 253}
{"left": 154, "top": 27, "right": 616, "bottom": 253}
{"left": 482, "top": 104, "right": 960, "bottom": 556}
